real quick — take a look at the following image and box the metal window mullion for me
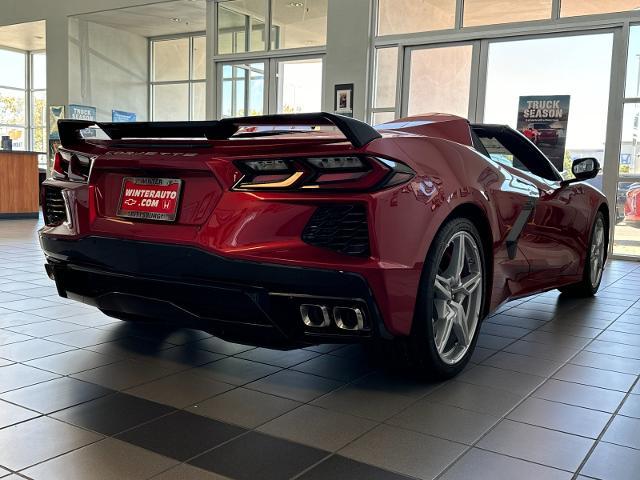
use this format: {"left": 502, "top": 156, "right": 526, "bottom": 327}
{"left": 455, "top": 0, "right": 464, "bottom": 29}
{"left": 552, "top": 0, "right": 561, "bottom": 20}
{"left": 188, "top": 36, "right": 193, "bottom": 121}
{"left": 265, "top": 0, "right": 273, "bottom": 52}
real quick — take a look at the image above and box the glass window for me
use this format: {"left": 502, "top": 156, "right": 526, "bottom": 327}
{"left": 483, "top": 34, "right": 613, "bottom": 173}
{"left": 374, "top": 48, "right": 398, "bottom": 109}
{"left": 32, "top": 52, "right": 47, "bottom": 90}
{"left": 463, "top": 0, "right": 552, "bottom": 27}
{"left": 0, "top": 88, "right": 26, "bottom": 125}
{"left": 153, "top": 83, "right": 190, "bottom": 121}
{"left": 217, "top": 0, "right": 267, "bottom": 54}
{"left": 271, "top": 0, "right": 327, "bottom": 49}
{"left": 561, "top": 0, "right": 640, "bottom": 18}
{"left": 220, "top": 62, "right": 265, "bottom": 117}
{"left": 192, "top": 82, "right": 207, "bottom": 121}
{"left": 372, "top": 111, "right": 396, "bottom": 125}
{"left": 0, "top": 49, "right": 26, "bottom": 89}
{"left": 407, "top": 45, "right": 473, "bottom": 118}
{"left": 276, "top": 58, "right": 323, "bottom": 113}
{"left": 153, "top": 38, "right": 189, "bottom": 82}
{"left": 377, "top": 0, "right": 455, "bottom": 36}
{"left": 626, "top": 26, "right": 640, "bottom": 99}
{"left": 192, "top": 36, "right": 206, "bottom": 80}
{"left": 31, "top": 90, "right": 46, "bottom": 128}
{"left": 0, "top": 126, "right": 26, "bottom": 151}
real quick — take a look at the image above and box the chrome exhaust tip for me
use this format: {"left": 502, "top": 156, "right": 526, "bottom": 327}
{"left": 300, "top": 304, "right": 331, "bottom": 328}
{"left": 333, "top": 306, "right": 366, "bottom": 331}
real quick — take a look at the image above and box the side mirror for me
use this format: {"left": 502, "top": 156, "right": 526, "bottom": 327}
{"left": 562, "top": 158, "right": 600, "bottom": 186}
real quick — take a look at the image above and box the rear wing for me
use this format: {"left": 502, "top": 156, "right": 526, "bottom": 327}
{"left": 58, "top": 112, "right": 382, "bottom": 150}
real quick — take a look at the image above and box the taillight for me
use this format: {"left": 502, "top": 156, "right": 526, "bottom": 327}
{"left": 51, "top": 149, "right": 95, "bottom": 183}
{"left": 233, "top": 156, "right": 414, "bottom": 192}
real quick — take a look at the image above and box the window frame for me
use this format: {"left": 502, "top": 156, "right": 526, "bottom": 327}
{"left": 149, "top": 33, "right": 207, "bottom": 122}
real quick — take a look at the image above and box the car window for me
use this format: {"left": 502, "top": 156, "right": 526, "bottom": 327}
{"left": 472, "top": 125, "right": 562, "bottom": 182}
{"left": 476, "top": 135, "right": 531, "bottom": 173}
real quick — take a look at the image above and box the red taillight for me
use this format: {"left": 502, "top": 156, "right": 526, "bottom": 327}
{"left": 52, "top": 151, "right": 69, "bottom": 179}
{"left": 51, "top": 149, "right": 94, "bottom": 183}
{"left": 233, "top": 156, "right": 414, "bottom": 192}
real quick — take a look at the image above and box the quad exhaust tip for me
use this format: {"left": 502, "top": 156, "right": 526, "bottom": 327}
{"left": 299, "top": 304, "right": 367, "bottom": 332}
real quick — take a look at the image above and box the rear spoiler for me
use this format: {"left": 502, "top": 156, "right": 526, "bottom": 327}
{"left": 58, "top": 112, "right": 382, "bottom": 150}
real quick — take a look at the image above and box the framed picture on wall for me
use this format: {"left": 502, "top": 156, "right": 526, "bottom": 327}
{"left": 334, "top": 83, "right": 354, "bottom": 117}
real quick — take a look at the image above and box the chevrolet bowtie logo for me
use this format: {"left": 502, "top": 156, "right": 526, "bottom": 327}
{"left": 124, "top": 199, "right": 137, "bottom": 206}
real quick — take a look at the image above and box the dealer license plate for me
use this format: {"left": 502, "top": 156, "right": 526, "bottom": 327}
{"left": 117, "top": 177, "right": 182, "bottom": 222}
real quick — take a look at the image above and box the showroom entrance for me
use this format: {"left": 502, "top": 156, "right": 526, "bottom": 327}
{"left": 375, "top": 25, "right": 639, "bottom": 259}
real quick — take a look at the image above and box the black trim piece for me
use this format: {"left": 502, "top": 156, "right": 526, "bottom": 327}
{"left": 58, "top": 112, "right": 382, "bottom": 150}
{"left": 506, "top": 198, "right": 537, "bottom": 260}
{"left": 39, "top": 235, "right": 392, "bottom": 345}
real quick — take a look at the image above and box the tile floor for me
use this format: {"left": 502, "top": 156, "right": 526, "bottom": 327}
{"left": 0, "top": 218, "right": 639, "bottom": 480}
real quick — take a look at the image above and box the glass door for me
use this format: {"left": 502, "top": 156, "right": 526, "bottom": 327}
{"left": 403, "top": 42, "right": 479, "bottom": 119}
{"left": 217, "top": 56, "right": 324, "bottom": 118}
{"left": 218, "top": 61, "right": 267, "bottom": 118}
{"left": 613, "top": 25, "right": 640, "bottom": 258}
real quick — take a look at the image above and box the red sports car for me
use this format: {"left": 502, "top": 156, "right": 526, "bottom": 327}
{"left": 39, "top": 113, "right": 607, "bottom": 378}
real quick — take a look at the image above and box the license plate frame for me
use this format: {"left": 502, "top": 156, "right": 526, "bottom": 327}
{"left": 117, "top": 177, "right": 183, "bottom": 222}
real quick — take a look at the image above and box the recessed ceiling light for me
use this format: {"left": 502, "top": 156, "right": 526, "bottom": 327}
{"left": 170, "top": 17, "right": 182, "bottom": 22}
{"left": 288, "top": 2, "right": 304, "bottom": 7}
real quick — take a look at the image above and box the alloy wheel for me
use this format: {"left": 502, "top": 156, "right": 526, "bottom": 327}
{"left": 590, "top": 217, "right": 605, "bottom": 288}
{"left": 432, "top": 231, "right": 483, "bottom": 365}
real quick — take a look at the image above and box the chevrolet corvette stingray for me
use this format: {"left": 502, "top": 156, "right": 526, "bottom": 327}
{"left": 39, "top": 113, "right": 608, "bottom": 378}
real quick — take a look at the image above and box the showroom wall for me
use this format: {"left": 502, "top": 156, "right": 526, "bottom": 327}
{"left": 68, "top": 19, "right": 148, "bottom": 122}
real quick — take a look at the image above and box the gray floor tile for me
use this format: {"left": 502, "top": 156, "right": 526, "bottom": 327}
{"left": 298, "top": 456, "right": 414, "bottom": 480}
{"left": 24, "top": 349, "right": 118, "bottom": 375}
{"left": 258, "top": 404, "right": 376, "bottom": 451}
{"left": 427, "top": 380, "right": 523, "bottom": 416}
{"left": 188, "top": 387, "right": 300, "bottom": 428}
{"left": 0, "top": 312, "right": 48, "bottom": 328}
{"left": 482, "top": 351, "right": 563, "bottom": 377}
{"left": 507, "top": 397, "right": 610, "bottom": 438}
{"left": 292, "top": 354, "right": 373, "bottom": 382}
{"left": 117, "top": 410, "right": 245, "bottom": 461}
{"left": 189, "top": 431, "right": 327, "bottom": 480}
{"left": 0, "top": 330, "right": 31, "bottom": 346}
{"left": 0, "top": 416, "right": 102, "bottom": 471}
{"left": 619, "top": 394, "right": 640, "bottom": 418}
{"left": 247, "top": 369, "right": 343, "bottom": 402}
{"left": 602, "top": 415, "right": 640, "bottom": 449}
{"left": 581, "top": 442, "right": 640, "bottom": 480}
{"left": 476, "top": 333, "right": 515, "bottom": 350}
{"left": 235, "top": 347, "right": 319, "bottom": 367}
{"left": 125, "top": 369, "right": 234, "bottom": 408}
{"left": 504, "top": 340, "right": 579, "bottom": 362}
{"left": 457, "top": 365, "right": 544, "bottom": 395}
{"left": 197, "top": 357, "right": 280, "bottom": 386}
{"left": 191, "top": 337, "right": 255, "bottom": 355}
{"left": 0, "top": 338, "right": 74, "bottom": 362}
{"left": 0, "top": 363, "right": 59, "bottom": 393}
{"left": 585, "top": 340, "right": 640, "bottom": 360}
{"left": 387, "top": 399, "right": 498, "bottom": 444}
{"left": 52, "top": 392, "right": 175, "bottom": 435}
{"left": 0, "top": 377, "right": 112, "bottom": 414}
{"left": 521, "top": 331, "right": 591, "bottom": 349}
{"left": 441, "top": 448, "right": 572, "bottom": 480}
{"left": 44, "top": 327, "right": 129, "bottom": 348}
{"left": 534, "top": 379, "right": 626, "bottom": 413}
{"left": 6, "top": 320, "right": 86, "bottom": 337}
{"left": 477, "top": 419, "right": 594, "bottom": 471}
{"left": 0, "top": 399, "right": 39, "bottom": 428}
{"left": 71, "top": 358, "right": 176, "bottom": 390}
{"left": 340, "top": 424, "right": 466, "bottom": 480}
{"left": 570, "top": 350, "right": 640, "bottom": 375}
{"left": 553, "top": 364, "right": 637, "bottom": 392}
{"left": 153, "top": 464, "right": 232, "bottom": 479}
{"left": 23, "top": 438, "right": 177, "bottom": 480}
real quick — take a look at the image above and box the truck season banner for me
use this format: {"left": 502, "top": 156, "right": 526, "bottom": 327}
{"left": 517, "top": 95, "right": 571, "bottom": 171}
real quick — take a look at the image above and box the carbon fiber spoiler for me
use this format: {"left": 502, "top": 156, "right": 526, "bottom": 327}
{"left": 58, "top": 112, "right": 382, "bottom": 150}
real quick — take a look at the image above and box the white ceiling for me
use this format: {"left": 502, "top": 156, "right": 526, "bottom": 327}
{"left": 0, "top": 20, "right": 46, "bottom": 51}
{"left": 74, "top": 0, "right": 207, "bottom": 38}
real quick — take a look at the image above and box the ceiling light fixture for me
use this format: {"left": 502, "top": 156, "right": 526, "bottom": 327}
{"left": 170, "top": 17, "right": 182, "bottom": 22}
{"left": 288, "top": 2, "right": 304, "bottom": 7}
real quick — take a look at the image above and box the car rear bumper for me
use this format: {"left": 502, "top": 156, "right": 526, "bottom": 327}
{"left": 39, "top": 234, "right": 392, "bottom": 348}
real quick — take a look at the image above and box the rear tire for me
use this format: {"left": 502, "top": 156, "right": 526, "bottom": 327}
{"left": 387, "top": 217, "right": 486, "bottom": 380}
{"left": 559, "top": 211, "right": 606, "bottom": 297}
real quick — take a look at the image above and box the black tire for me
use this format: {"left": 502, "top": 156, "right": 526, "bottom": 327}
{"left": 559, "top": 211, "right": 606, "bottom": 297}
{"left": 385, "top": 217, "right": 486, "bottom": 380}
